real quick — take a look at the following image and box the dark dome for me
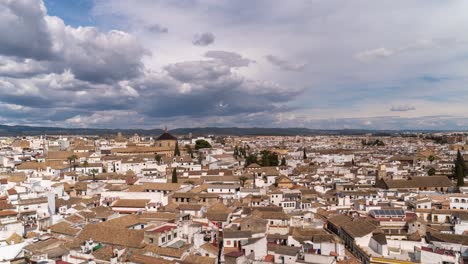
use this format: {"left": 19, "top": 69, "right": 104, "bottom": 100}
{"left": 156, "top": 132, "right": 177, "bottom": 141}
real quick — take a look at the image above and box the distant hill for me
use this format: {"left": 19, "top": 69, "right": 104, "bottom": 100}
{"left": 0, "top": 124, "right": 452, "bottom": 137}
{"left": 0, "top": 125, "right": 163, "bottom": 137}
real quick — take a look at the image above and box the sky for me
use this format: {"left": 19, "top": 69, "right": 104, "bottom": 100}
{"left": 1, "top": 0, "right": 468, "bottom": 130}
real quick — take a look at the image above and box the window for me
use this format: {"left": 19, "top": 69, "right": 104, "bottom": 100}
{"left": 161, "top": 236, "right": 166, "bottom": 243}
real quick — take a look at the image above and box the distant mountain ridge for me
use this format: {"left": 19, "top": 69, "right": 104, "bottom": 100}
{"left": 0, "top": 124, "right": 455, "bottom": 137}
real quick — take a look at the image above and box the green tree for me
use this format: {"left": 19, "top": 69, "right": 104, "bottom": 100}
{"left": 245, "top": 154, "right": 258, "bottom": 167}
{"left": 281, "top": 157, "right": 287, "bottom": 166}
{"left": 427, "top": 167, "right": 436, "bottom": 176}
{"left": 259, "top": 150, "right": 279, "bottom": 167}
{"left": 90, "top": 169, "right": 99, "bottom": 182}
{"left": 303, "top": 148, "right": 307, "bottom": 160}
{"left": 154, "top": 154, "right": 162, "bottom": 164}
{"left": 67, "top": 155, "right": 78, "bottom": 171}
{"left": 174, "top": 143, "right": 180, "bottom": 156}
{"left": 239, "top": 147, "right": 246, "bottom": 157}
{"left": 185, "top": 145, "right": 194, "bottom": 158}
{"left": 82, "top": 160, "right": 89, "bottom": 171}
{"left": 428, "top": 155, "right": 435, "bottom": 163}
{"left": 195, "top": 139, "right": 212, "bottom": 149}
{"left": 172, "top": 168, "right": 178, "bottom": 183}
{"left": 239, "top": 176, "right": 248, "bottom": 187}
{"left": 234, "top": 146, "right": 239, "bottom": 158}
{"left": 454, "top": 150, "right": 466, "bottom": 187}
{"left": 198, "top": 152, "right": 204, "bottom": 164}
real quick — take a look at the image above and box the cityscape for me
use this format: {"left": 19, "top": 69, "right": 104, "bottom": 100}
{"left": 1, "top": 1, "right": 468, "bottom": 264}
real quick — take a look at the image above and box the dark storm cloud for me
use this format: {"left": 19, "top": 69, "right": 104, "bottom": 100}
{"left": 0, "top": 0, "right": 149, "bottom": 83}
{"left": 0, "top": 0, "right": 54, "bottom": 60}
{"left": 192, "top": 32, "right": 215, "bottom": 46}
{"left": 0, "top": 0, "right": 303, "bottom": 127}
{"left": 136, "top": 55, "right": 299, "bottom": 118}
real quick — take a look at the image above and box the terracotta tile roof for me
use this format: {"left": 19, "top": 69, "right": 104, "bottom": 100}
{"left": 0, "top": 200, "right": 14, "bottom": 210}
{"left": 139, "top": 212, "right": 178, "bottom": 222}
{"left": 112, "top": 199, "right": 150, "bottom": 208}
{"left": 50, "top": 221, "right": 81, "bottom": 236}
{"left": 150, "top": 225, "right": 177, "bottom": 233}
{"left": 377, "top": 176, "right": 453, "bottom": 189}
{"left": 16, "top": 161, "right": 47, "bottom": 170}
{"left": 47, "top": 151, "right": 74, "bottom": 160}
{"left": 427, "top": 232, "right": 468, "bottom": 246}
{"left": 253, "top": 210, "right": 289, "bottom": 220}
{"left": 182, "top": 255, "right": 216, "bottom": 264}
{"left": 267, "top": 244, "right": 300, "bottom": 256}
{"left": 178, "top": 204, "right": 203, "bottom": 211}
{"left": 144, "top": 244, "right": 192, "bottom": 258}
{"left": 128, "top": 183, "right": 182, "bottom": 192}
{"left": 342, "top": 218, "right": 379, "bottom": 238}
{"left": 6, "top": 232, "right": 23, "bottom": 245}
{"left": 78, "top": 224, "right": 145, "bottom": 248}
{"left": 64, "top": 214, "right": 85, "bottom": 224}
{"left": 200, "top": 243, "right": 218, "bottom": 255}
{"left": 0, "top": 210, "right": 17, "bottom": 217}
{"left": 128, "top": 254, "right": 176, "bottom": 264}
{"left": 327, "top": 214, "right": 353, "bottom": 228}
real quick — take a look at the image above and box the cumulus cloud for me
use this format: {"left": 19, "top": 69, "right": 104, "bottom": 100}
{"left": 265, "top": 55, "right": 306, "bottom": 72}
{"left": 0, "top": 0, "right": 53, "bottom": 60}
{"left": 390, "top": 105, "right": 416, "bottom": 112}
{"left": 0, "top": 0, "right": 149, "bottom": 83}
{"left": 192, "top": 32, "right": 215, "bottom": 46}
{"left": 2, "top": 0, "right": 468, "bottom": 129}
{"left": 204, "top": 51, "right": 253, "bottom": 67}
{"left": 0, "top": 0, "right": 302, "bottom": 128}
{"left": 140, "top": 53, "right": 299, "bottom": 118}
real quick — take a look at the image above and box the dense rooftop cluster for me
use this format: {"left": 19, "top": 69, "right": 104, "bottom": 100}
{"left": 0, "top": 132, "right": 467, "bottom": 264}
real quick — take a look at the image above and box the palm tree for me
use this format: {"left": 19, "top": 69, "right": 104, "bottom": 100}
{"left": 82, "top": 160, "right": 89, "bottom": 173}
{"left": 185, "top": 145, "right": 194, "bottom": 158}
{"left": 67, "top": 155, "right": 78, "bottom": 171}
{"left": 90, "top": 169, "right": 99, "bottom": 182}
{"left": 239, "top": 176, "right": 248, "bottom": 187}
